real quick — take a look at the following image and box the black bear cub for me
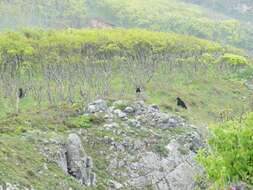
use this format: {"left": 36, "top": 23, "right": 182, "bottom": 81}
{"left": 18, "top": 88, "right": 25, "bottom": 99}
{"left": 176, "top": 97, "right": 187, "bottom": 109}
{"left": 136, "top": 87, "right": 141, "bottom": 94}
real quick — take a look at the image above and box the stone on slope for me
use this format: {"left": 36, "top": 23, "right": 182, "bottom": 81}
{"left": 85, "top": 99, "right": 108, "bottom": 113}
{"left": 66, "top": 133, "right": 96, "bottom": 186}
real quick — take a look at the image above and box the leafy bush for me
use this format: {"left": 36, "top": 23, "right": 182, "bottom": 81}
{"left": 65, "top": 115, "right": 92, "bottom": 129}
{"left": 197, "top": 113, "right": 253, "bottom": 188}
{"left": 0, "top": 28, "right": 244, "bottom": 71}
{"left": 219, "top": 54, "right": 248, "bottom": 66}
{"left": 88, "top": 113, "right": 105, "bottom": 125}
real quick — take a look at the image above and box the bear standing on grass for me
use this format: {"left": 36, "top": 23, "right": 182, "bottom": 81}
{"left": 177, "top": 97, "right": 187, "bottom": 109}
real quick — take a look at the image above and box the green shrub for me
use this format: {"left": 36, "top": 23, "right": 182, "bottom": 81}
{"left": 65, "top": 115, "right": 92, "bottom": 129}
{"left": 218, "top": 53, "right": 248, "bottom": 66}
{"left": 197, "top": 112, "right": 253, "bottom": 188}
{"left": 153, "top": 143, "right": 169, "bottom": 157}
{"left": 88, "top": 113, "right": 105, "bottom": 125}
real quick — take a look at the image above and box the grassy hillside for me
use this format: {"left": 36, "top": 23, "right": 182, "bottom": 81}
{"left": 0, "top": 28, "right": 252, "bottom": 124}
{"left": 87, "top": 0, "right": 253, "bottom": 52}
{"left": 0, "top": 0, "right": 253, "bottom": 52}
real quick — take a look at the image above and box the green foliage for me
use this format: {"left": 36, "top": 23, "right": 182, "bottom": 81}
{"left": 113, "top": 101, "right": 128, "bottom": 111}
{"left": 0, "top": 28, "right": 252, "bottom": 124}
{"left": 0, "top": 28, "right": 245, "bottom": 70}
{"left": 0, "top": 32, "right": 34, "bottom": 74}
{"left": 0, "top": 136, "right": 87, "bottom": 190}
{"left": 0, "top": 0, "right": 252, "bottom": 51}
{"left": 197, "top": 113, "right": 253, "bottom": 187}
{"left": 153, "top": 143, "right": 169, "bottom": 157}
{"left": 65, "top": 115, "right": 92, "bottom": 129}
{"left": 218, "top": 53, "right": 248, "bottom": 65}
{"left": 89, "top": 0, "right": 253, "bottom": 51}
{"left": 88, "top": 114, "right": 105, "bottom": 125}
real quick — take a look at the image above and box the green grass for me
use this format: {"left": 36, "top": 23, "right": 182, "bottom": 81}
{"left": 0, "top": 136, "right": 87, "bottom": 190}
{"left": 1, "top": 65, "right": 252, "bottom": 126}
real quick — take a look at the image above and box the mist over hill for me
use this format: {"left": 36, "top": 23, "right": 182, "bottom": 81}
{"left": 182, "top": 0, "right": 253, "bottom": 23}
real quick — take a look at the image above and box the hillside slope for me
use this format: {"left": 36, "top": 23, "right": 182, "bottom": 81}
{"left": 182, "top": 0, "right": 253, "bottom": 23}
{"left": 0, "top": 28, "right": 252, "bottom": 124}
{"left": 0, "top": 99, "right": 205, "bottom": 190}
{"left": 0, "top": 0, "right": 253, "bottom": 52}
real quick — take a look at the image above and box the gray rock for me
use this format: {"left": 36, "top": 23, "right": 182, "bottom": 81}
{"left": 109, "top": 180, "right": 123, "bottom": 189}
{"left": 177, "top": 132, "right": 203, "bottom": 153}
{"left": 150, "top": 104, "right": 159, "bottom": 110}
{"left": 86, "top": 105, "right": 97, "bottom": 113}
{"left": 0, "top": 183, "right": 19, "bottom": 190}
{"left": 0, "top": 183, "right": 34, "bottom": 190}
{"left": 124, "top": 107, "right": 135, "bottom": 114}
{"left": 229, "top": 182, "right": 253, "bottom": 190}
{"left": 114, "top": 109, "right": 127, "bottom": 118}
{"left": 104, "top": 123, "right": 119, "bottom": 130}
{"left": 164, "top": 162, "right": 198, "bottom": 190}
{"left": 245, "top": 77, "right": 253, "bottom": 91}
{"left": 85, "top": 99, "right": 108, "bottom": 113}
{"left": 56, "top": 149, "right": 68, "bottom": 174}
{"left": 127, "top": 119, "right": 141, "bottom": 127}
{"left": 66, "top": 134, "right": 96, "bottom": 186}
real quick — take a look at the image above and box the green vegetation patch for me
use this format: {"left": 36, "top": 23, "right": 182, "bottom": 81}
{"left": 64, "top": 115, "right": 92, "bottom": 129}
{"left": 218, "top": 53, "right": 248, "bottom": 66}
{"left": 0, "top": 136, "right": 86, "bottom": 190}
{"left": 197, "top": 112, "right": 253, "bottom": 188}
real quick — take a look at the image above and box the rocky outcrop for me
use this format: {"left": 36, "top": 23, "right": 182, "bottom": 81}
{"left": 41, "top": 134, "right": 96, "bottom": 187}
{"left": 229, "top": 182, "right": 253, "bottom": 190}
{"left": 85, "top": 99, "right": 108, "bottom": 113}
{"left": 82, "top": 99, "right": 204, "bottom": 190}
{"left": 66, "top": 133, "right": 96, "bottom": 186}
{"left": 107, "top": 132, "right": 204, "bottom": 190}
{"left": 40, "top": 99, "right": 204, "bottom": 189}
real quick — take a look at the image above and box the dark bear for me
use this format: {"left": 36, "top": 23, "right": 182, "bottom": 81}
{"left": 176, "top": 97, "right": 187, "bottom": 109}
{"left": 136, "top": 87, "right": 141, "bottom": 94}
{"left": 18, "top": 88, "right": 25, "bottom": 99}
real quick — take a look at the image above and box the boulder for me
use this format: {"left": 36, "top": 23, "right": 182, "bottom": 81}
{"left": 109, "top": 180, "right": 123, "bottom": 189}
{"left": 124, "top": 107, "right": 135, "bottom": 114}
{"left": 66, "top": 133, "right": 96, "bottom": 186}
{"left": 114, "top": 109, "right": 127, "bottom": 119}
{"left": 85, "top": 99, "right": 108, "bottom": 113}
